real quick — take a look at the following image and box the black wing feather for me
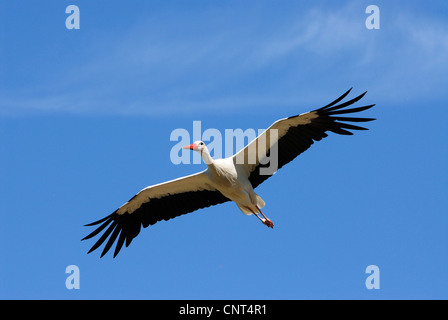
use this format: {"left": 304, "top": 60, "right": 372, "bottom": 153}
{"left": 83, "top": 189, "right": 229, "bottom": 258}
{"left": 249, "top": 89, "right": 375, "bottom": 188}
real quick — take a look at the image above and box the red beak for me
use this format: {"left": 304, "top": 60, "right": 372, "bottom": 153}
{"left": 182, "top": 143, "right": 198, "bottom": 150}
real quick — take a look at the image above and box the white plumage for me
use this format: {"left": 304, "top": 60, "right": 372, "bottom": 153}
{"left": 83, "top": 88, "right": 375, "bottom": 257}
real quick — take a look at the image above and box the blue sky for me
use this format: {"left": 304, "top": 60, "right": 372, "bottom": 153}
{"left": 1, "top": 0, "right": 447, "bottom": 299}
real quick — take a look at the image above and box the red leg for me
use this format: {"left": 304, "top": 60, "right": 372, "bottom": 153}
{"left": 256, "top": 206, "right": 274, "bottom": 228}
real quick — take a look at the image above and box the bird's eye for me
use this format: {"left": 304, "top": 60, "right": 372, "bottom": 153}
{"left": 200, "top": 142, "right": 204, "bottom": 145}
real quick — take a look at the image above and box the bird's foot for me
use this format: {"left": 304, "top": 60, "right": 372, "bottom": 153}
{"left": 262, "top": 218, "right": 274, "bottom": 228}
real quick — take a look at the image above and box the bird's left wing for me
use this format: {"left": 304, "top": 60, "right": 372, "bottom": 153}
{"left": 82, "top": 170, "right": 229, "bottom": 257}
{"left": 233, "top": 88, "right": 375, "bottom": 188}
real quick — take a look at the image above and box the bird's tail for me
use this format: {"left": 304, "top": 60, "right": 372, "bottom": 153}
{"left": 255, "top": 194, "right": 265, "bottom": 209}
{"left": 237, "top": 194, "right": 265, "bottom": 215}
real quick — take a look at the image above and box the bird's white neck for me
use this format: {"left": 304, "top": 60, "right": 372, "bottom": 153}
{"left": 200, "top": 147, "right": 215, "bottom": 167}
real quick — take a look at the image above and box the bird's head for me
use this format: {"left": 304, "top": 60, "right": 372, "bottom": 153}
{"left": 182, "top": 141, "right": 213, "bottom": 165}
{"left": 182, "top": 140, "right": 207, "bottom": 153}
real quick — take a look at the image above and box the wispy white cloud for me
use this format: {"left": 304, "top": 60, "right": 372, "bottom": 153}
{"left": 1, "top": 1, "right": 447, "bottom": 116}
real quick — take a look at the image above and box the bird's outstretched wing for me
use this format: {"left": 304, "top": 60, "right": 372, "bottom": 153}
{"left": 82, "top": 171, "right": 229, "bottom": 257}
{"left": 233, "top": 88, "right": 375, "bottom": 188}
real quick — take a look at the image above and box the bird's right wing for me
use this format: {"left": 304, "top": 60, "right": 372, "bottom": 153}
{"left": 82, "top": 170, "right": 229, "bottom": 258}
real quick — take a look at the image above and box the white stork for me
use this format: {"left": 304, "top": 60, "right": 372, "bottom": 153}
{"left": 83, "top": 88, "right": 375, "bottom": 257}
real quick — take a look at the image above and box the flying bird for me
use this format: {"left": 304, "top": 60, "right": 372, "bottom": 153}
{"left": 83, "top": 88, "right": 375, "bottom": 257}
